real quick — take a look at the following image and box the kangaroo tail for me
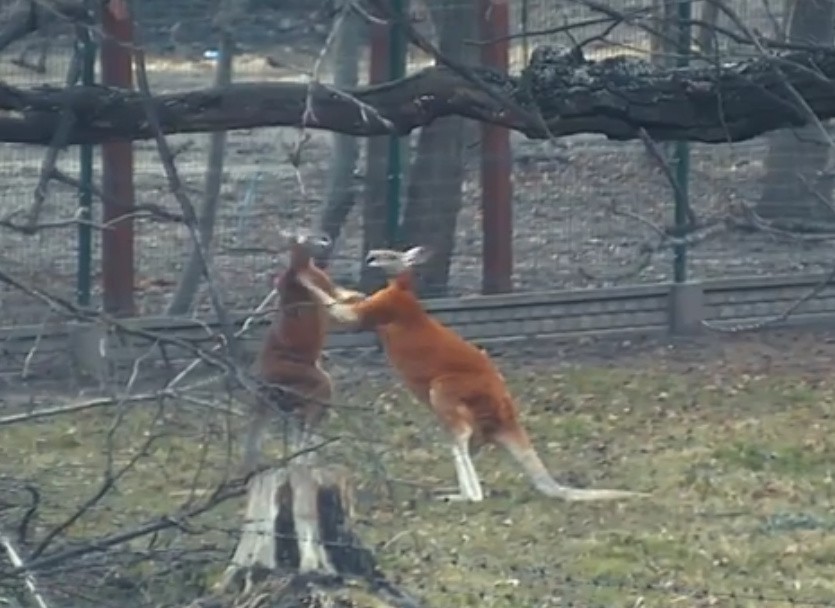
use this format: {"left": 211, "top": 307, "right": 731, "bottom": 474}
{"left": 498, "top": 430, "right": 648, "bottom": 502}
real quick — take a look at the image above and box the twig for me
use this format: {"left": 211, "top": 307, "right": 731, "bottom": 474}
{"left": 27, "top": 404, "right": 166, "bottom": 560}
{"left": 0, "top": 208, "right": 109, "bottom": 234}
{"left": 364, "top": 0, "right": 548, "bottom": 136}
{"left": 578, "top": 202, "right": 728, "bottom": 282}
{"left": 20, "top": 313, "right": 52, "bottom": 379}
{"left": 636, "top": 127, "right": 698, "bottom": 227}
{"left": 26, "top": 35, "right": 83, "bottom": 232}
{"left": 285, "top": 0, "right": 362, "bottom": 201}
{"left": 0, "top": 529, "right": 51, "bottom": 608}
{"left": 7, "top": 435, "right": 338, "bottom": 577}
{"left": 0, "top": 266, "right": 370, "bottom": 425}
{"left": 7, "top": 483, "right": 246, "bottom": 576}
{"left": 702, "top": 263, "right": 835, "bottom": 334}
{"left": 130, "top": 22, "right": 240, "bottom": 367}
{"left": 166, "top": 287, "right": 278, "bottom": 389}
{"left": 51, "top": 168, "right": 185, "bottom": 223}
{"left": 166, "top": 8, "right": 237, "bottom": 316}
{"left": 0, "top": 376, "right": 226, "bottom": 428}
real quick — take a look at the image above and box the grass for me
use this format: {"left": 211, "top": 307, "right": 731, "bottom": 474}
{"left": 2, "top": 356, "right": 835, "bottom": 607}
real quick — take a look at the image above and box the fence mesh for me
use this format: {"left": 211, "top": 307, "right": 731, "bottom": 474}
{"left": 0, "top": 0, "right": 831, "bottom": 325}
{"left": 3, "top": 2, "right": 835, "bottom": 607}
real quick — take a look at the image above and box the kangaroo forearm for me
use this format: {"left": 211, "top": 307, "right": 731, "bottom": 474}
{"left": 333, "top": 286, "right": 365, "bottom": 304}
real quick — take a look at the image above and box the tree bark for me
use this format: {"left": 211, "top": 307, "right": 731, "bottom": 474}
{"left": 398, "top": 0, "right": 474, "bottom": 297}
{"left": 7, "top": 46, "right": 835, "bottom": 145}
{"left": 697, "top": 0, "right": 720, "bottom": 58}
{"left": 201, "top": 464, "right": 424, "bottom": 608}
{"left": 759, "top": 0, "right": 835, "bottom": 223}
{"left": 316, "top": 3, "right": 364, "bottom": 269}
{"left": 166, "top": 30, "right": 234, "bottom": 315}
{"left": 361, "top": 22, "right": 393, "bottom": 292}
{"left": 649, "top": 0, "right": 676, "bottom": 68}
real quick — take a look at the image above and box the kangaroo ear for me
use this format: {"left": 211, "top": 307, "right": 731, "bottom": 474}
{"left": 278, "top": 228, "right": 297, "bottom": 245}
{"left": 403, "top": 246, "right": 433, "bottom": 267}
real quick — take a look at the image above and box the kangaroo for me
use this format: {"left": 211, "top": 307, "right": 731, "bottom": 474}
{"left": 241, "top": 229, "right": 364, "bottom": 474}
{"left": 296, "top": 246, "right": 647, "bottom": 503}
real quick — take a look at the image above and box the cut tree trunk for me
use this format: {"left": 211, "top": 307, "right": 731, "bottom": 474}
{"left": 759, "top": 0, "right": 835, "bottom": 224}
{"left": 195, "top": 465, "right": 424, "bottom": 608}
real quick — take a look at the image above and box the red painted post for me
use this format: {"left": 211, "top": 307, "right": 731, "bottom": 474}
{"left": 100, "top": 0, "right": 136, "bottom": 316}
{"left": 368, "top": 18, "right": 390, "bottom": 89}
{"left": 478, "top": 0, "right": 513, "bottom": 294}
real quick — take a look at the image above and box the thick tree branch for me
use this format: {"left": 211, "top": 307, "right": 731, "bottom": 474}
{"left": 5, "top": 46, "right": 835, "bottom": 144}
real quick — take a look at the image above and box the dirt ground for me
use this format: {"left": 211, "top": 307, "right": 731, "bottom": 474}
{"left": 0, "top": 28, "right": 832, "bottom": 325}
{"left": 2, "top": 328, "right": 835, "bottom": 607}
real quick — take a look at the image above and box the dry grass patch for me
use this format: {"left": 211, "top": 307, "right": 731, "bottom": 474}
{"left": 2, "top": 360, "right": 834, "bottom": 607}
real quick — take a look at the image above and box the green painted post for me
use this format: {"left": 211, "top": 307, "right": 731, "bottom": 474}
{"left": 673, "top": 0, "right": 691, "bottom": 284}
{"left": 77, "top": 26, "right": 96, "bottom": 306}
{"left": 386, "top": 0, "right": 408, "bottom": 246}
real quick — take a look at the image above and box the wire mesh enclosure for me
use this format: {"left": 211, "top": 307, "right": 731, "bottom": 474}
{"left": 3, "top": 2, "right": 835, "bottom": 607}
{"left": 0, "top": 0, "right": 832, "bottom": 326}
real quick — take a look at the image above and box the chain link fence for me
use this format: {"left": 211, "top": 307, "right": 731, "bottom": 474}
{"left": 1, "top": 2, "right": 835, "bottom": 606}
{"left": 0, "top": 0, "right": 831, "bottom": 325}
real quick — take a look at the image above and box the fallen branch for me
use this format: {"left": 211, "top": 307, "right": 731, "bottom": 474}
{"left": 0, "top": 528, "right": 50, "bottom": 608}
{"left": 6, "top": 46, "right": 835, "bottom": 144}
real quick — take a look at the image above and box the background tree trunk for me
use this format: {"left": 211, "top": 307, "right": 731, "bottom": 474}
{"left": 758, "top": 0, "right": 835, "bottom": 223}
{"left": 360, "top": 31, "right": 392, "bottom": 292}
{"left": 397, "top": 0, "right": 475, "bottom": 297}
{"left": 315, "top": 2, "right": 363, "bottom": 269}
{"left": 166, "top": 30, "right": 234, "bottom": 315}
{"left": 697, "top": 0, "right": 720, "bottom": 57}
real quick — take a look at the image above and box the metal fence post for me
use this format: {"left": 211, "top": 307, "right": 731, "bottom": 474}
{"left": 100, "top": 0, "right": 136, "bottom": 316}
{"left": 386, "top": 0, "right": 408, "bottom": 247}
{"left": 77, "top": 20, "right": 96, "bottom": 307}
{"left": 673, "top": 0, "right": 691, "bottom": 284}
{"left": 479, "top": 0, "right": 513, "bottom": 294}
{"left": 668, "top": 0, "right": 704, "bottom": 334}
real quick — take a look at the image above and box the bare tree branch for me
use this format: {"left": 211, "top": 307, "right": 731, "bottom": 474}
{"left": 130, "top": 19, "right": 240, "bottom": 371}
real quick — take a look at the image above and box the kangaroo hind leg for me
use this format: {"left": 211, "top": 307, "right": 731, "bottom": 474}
{"left": 241, "top": 394, "right": 271, "bottom": 477}
{"left": 289, "top": 364, "right": 334, "bottom": 465}
{"left": 429, "top": 385, "right": 484, "bottom": 503}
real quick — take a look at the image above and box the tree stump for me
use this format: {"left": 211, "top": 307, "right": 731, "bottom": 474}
{"left": 189, "top": 464, "right": 424, "bottom": 608}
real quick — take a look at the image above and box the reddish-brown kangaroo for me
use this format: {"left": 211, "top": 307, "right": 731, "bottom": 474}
{"left": 241, "top": 229, "right": 363, "bottom": 474}
{"left": 297, "top": 246, "right": 648, "bottom": 502}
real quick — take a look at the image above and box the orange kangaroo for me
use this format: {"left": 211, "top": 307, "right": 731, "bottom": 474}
{"left": 297, "top": 246, "right": 647, "bottom": 502}
{"left": 241, "top": 229, "right": 364, "bottom": 474}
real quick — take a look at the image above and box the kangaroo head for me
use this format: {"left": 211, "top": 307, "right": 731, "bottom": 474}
{"left": 365, "top": 246, "right": 433, "bottom": 277}
{"left": 280, "top": 227, "right": 333, "bottom": 260}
